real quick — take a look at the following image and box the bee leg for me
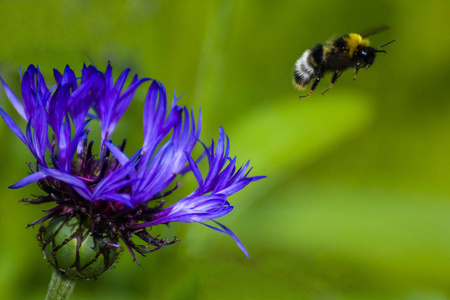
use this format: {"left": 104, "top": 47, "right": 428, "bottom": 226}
{"left": 321, "top": 71, "right": 339, "bottom": 95}
{"left": 353, "top": 67, "right": 360, "bottom": 81}
{"left": 299, "top": 76, "right": 322, "bottom": 98}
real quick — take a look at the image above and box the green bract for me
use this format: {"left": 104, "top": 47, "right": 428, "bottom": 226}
{"left": 40, "top": 214, "right": 119, "bottom": 280}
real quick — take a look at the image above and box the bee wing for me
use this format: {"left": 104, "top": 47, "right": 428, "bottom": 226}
{"left": 361, "top": 26, "right": 389, "bottom": 38}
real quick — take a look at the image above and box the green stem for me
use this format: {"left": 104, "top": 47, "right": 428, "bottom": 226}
{"left": 45, "top": 270, "right": 76, "bottom": 300}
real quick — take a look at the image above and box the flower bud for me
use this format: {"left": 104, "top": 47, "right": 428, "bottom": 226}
{"left": 39, "top": 214, "right": 120, "bottom": 280}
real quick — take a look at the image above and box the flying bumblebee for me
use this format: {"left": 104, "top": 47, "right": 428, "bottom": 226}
{"left": 293, "top": 28, "right": 395, "bottom": 98}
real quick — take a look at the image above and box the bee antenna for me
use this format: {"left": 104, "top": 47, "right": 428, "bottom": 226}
{"left": 376, "top": 39, "right": 396, "bottom": 50}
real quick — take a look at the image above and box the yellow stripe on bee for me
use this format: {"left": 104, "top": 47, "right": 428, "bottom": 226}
{"left": 345, "top": 33, "right": 370, "bottom": 57}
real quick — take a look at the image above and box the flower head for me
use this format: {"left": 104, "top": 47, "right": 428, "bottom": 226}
{"left": 0, "top": 63, "right": 264, "bottom": 276}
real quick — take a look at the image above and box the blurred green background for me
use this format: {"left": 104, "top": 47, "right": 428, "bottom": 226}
{"left": 1, "top": 0, "right": 450, "bottom": 299}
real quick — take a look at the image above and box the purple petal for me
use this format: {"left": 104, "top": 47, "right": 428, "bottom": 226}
{"left": 132, "top": 143, "right": 177, "bottom": 203}
{"left": 140, "top": 194, "right": 233, "bottom": 226}
{"left": 53, "top": 69, "right": 63, "bottom": 84}
{"left": 40, "top": 168, "right": 89, "bottom": 189}
{"left": 0, "top": 106, "right": 28, "bottom": 147}
{"left": 201, "top": 221, "right": 249, "bottom": 258}
{"left": 185, "top": 152, "right": 203, "bottom": 187}
{"left": 9, "top": 171, "right": 47, "bottom": 189}
{"left": 94, "top": 193, "right": 132, "bottom": 207}
{"left": 0, "top": 76, "right": 26, "bottom": 120}
{"left": 103, "top": 141, "right": 131, "bottom": 165}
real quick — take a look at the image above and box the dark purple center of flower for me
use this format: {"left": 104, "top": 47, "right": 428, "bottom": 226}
{"left": 23, "top": 135, "right": 178, "bottom": 262}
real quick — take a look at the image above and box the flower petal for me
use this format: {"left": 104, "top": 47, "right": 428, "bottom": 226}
{"left": 201, "top": 221, "right": 249, "bottom": 258}
{"left": 0, "top": 106, "right": 28, "bottom": 147}
{"left": 0, "top": 76, "right": 26, "bottom": 120}
{"left": 9, "top": 171, "right": 47, "bottom": 189}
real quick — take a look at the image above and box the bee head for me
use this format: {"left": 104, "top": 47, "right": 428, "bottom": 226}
{"left": 353, "top": 47, "right": 376, "bottom": 68}
{"left": 353, "top": 39, "right": 395, "bottom": 69}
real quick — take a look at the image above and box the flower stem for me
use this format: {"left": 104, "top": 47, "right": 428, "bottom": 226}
{"left": 45, "top": 270, "right": 76, "bottom": 300}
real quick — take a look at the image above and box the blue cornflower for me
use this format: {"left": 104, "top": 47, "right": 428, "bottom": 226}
{"left": 0, "top": 63, "right": 264, "bottom": 278}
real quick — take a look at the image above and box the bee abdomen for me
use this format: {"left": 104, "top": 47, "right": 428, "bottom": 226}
{"left": 293, "top": 44, "right": 323, "bottom": 90}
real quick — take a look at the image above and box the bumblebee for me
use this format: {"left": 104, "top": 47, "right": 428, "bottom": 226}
{"left": 293, "top": 29, "right": 395, "bottom": 98}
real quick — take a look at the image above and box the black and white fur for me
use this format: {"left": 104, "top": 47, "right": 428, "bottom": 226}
{"left": 293, "top": 44, "right": 324, "bottom": 89}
